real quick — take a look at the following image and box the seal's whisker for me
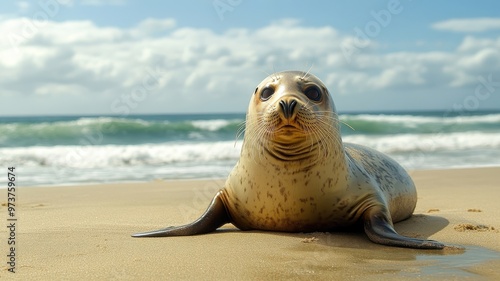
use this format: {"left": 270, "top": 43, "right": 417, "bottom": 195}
{"left": 313, "top": 117, "right": 343, "bottom": 150}
{"left": 302, "top": 64, "right": 314, "bottom": 80}
{"left": 303, "top": 101, "right": 318, "bottom": 113}
{"left": 249, "top": 119, "right": 262, "bottom": 142}
{"left": 303, "top": 121, "right": 317, "bottom": 153}
{"left": 314, "top": 124, "right": 332, "bottom": 159}
{"left": 310, "top": 125, "right": 325, "bottom": 162}
{"left": 271, "top": 65, "right": 278, "bottom": 82}
{"left": 259, "top": 69, "right": 271, "bottom": 79}
{"left": 253, "top": 116, "right": 270, "bottom": 163}
{"left": 317, "top": 137, "right": 328, "bottom": 160}
{"left": 235, "top": 121, "right": 247, "bottom": 147}
{"left": 340, "top": 120, "right": 355, "bottom": 131}
{"left": 298, "top": 106, "right": 342, "bottom": 157}
{"left": 255, "top": 124, "right": 267, "bottom": 144}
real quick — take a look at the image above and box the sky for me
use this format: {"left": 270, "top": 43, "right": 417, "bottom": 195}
{"left": 1, "top": 0, "right": 500, "bottom": 116}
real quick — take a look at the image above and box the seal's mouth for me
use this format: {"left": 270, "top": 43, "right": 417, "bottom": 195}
{"left": 277, "top": 123, "right": 302, "bottom": 131}
{"left": 275, "top": 123, "right": 304, "bottom": 137}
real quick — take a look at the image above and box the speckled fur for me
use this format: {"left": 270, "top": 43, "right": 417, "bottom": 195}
{"left": 220, "top": 71, "right": 417, "bottom": 232}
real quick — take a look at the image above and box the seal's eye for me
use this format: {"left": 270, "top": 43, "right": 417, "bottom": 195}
{"left": 304, "top": 86, "right": 322, "bottom": 102}
{"left": 260, "top": 87, "right": 275, "bottom": 101}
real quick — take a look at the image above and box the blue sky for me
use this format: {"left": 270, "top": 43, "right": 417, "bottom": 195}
{"left": 1, "top": 0, "right": 500, "bottom": 115}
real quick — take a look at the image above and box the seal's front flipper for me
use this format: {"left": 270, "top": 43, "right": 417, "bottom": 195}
{"left": 132, "top": 191, "right": 230, "bottom": 237}
{"left": 363, "top": 210, "right": 444, "bottom": 249}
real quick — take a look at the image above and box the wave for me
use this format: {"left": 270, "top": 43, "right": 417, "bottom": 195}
{"left": 342, "top": 113, "right": 500, "bottom": 124}
{"left": 0, "top": 141, "right": 243, "bottom": 168}
{"left": 2, "top": 131, "right": 500, "bottom": 169}
{"left": 3, "top": 113, "right": 500, "bottom": 147}
{"left": 339, "top": 113, "right": 500, "bottom": 135}
{"left": 343, "top": 131, "right": 500, "bottom": 154}
{"left": 0, "top": 117, "right": 244, "bottom": 147}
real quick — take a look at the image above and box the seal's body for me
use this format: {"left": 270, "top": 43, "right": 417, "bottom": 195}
{"left": 133, "top": 71, "right": 444, "bottom": 249}
{"left": 224, "top": 143, "right": 416, "bottom": 233}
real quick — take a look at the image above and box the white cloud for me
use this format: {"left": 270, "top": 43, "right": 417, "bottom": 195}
{"left": 0, "top": 17, "right": 499, "bottom": 115}
{"left": 432, "top": 17, "right": 500, "bottom": 33}
{"left": 457, "top": 36, "right": 500, "bottom": 52}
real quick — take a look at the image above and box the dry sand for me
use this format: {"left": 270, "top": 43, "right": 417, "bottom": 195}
{"left": 1, "top": 167, "right": 499, "bottom": 280}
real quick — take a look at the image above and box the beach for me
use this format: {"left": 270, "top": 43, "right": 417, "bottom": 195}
{"left": 1, "top": 167, "right": 499, "bottom": 280}
{"left": 2, "top": 1, "right": 500, "bottom": 279}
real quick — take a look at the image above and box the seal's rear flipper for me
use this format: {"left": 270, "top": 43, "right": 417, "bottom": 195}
{"left": 132, "top": 191, "right": 230, "bottom": 237}
{"left": 363, "top": 210, "right": 445, "bottom": 249}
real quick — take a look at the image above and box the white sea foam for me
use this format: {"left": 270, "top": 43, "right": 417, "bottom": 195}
{"left": 191, "top": 119, "right": 237, "bottom": 131}
{"left": 341, "top": 113, "right": 500, "bottom": 124}
{"left": 0, "top": 141, "right": 243, "bottom": 169}
{"left": 344, "top": 131, "right": 500, "bottom": 153}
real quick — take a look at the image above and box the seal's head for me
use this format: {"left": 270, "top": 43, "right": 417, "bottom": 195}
{"left": 244, "top": 71, "right": 341, "bottom": 162}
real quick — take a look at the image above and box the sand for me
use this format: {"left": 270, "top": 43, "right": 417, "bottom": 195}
{"left": 1, "top": 167, "right": 499, "bottom": 280}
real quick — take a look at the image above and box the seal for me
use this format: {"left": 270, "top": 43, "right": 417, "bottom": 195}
{"left": 132, "top": 71, "right": 445, "bottom": 249}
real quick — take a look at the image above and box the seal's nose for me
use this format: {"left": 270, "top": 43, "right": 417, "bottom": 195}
{"left": 279, "top": 99, "right": 298, "bottom": 119}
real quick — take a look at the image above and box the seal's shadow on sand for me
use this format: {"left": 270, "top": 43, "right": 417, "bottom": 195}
{"left": 295, "top": 213, "right": 450, "bottom": 250}
{"left": 394, "top": 214, "right": 449, "bottom": 240}
{"left": 216, "top": 213, "right": 450, "bottom": 250}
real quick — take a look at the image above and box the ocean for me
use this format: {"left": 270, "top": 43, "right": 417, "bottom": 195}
{"left": 1, "top": 111, "right": 500, "bottom": 187}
